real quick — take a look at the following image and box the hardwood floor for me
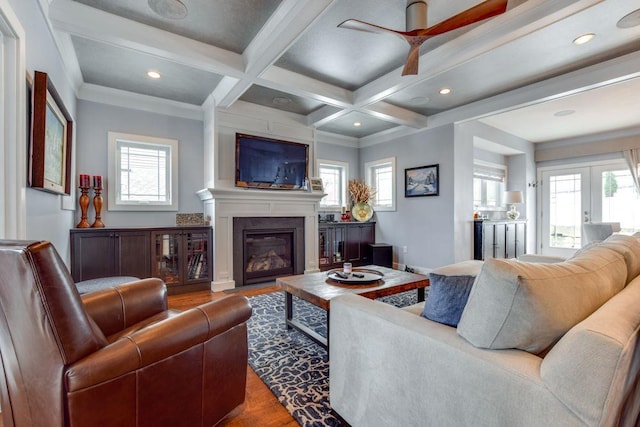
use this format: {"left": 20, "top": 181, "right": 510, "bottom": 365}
{"left": 168, "top": 285, "right": 299, "bottom": 427}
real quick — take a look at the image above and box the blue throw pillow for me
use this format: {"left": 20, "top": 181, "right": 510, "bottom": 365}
{"left": 422, "top": 261, "right": 483, "bottom": 327}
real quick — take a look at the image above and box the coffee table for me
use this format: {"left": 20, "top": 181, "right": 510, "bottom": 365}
{"left": 277, "top": 265, "right": 429, "bottom": 352}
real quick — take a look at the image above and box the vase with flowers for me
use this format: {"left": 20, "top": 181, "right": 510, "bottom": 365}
{"left": 349, "top": 179, "right": 375, "bottom": 222}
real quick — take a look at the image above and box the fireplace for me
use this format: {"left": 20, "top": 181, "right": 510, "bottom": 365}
{"left": 233, "top": 217, "right": 305, "bottom": 286}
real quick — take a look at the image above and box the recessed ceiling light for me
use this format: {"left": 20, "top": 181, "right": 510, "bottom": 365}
{"left": 554, "top": 109, "right": 576, "bottom": 117}
{"left": 273, "top": 96, "right": 292, "bottom": 106}
{"left": 353, "top": 122, "right": 362, "bottom": 127}
{"left": 409, "top": 96, "right": 430, "bottom": 105}
{"left": 148, "top": 0, "right": 188, "bottom": 19}
{"left": 439, "top": 87, "right": 452, "bottom": 95}
{"left": 573, "top": 33, "right": 595, "bottom": 45}
{"left": 147, "top": 70, "right": 161, "bottom": 79}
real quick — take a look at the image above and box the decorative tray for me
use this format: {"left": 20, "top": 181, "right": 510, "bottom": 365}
{"left": 326, "top": 268, "right": 384, "bottom": 284}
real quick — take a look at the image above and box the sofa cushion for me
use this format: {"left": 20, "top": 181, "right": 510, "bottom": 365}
{"left": 457, "top": 245, "right": 627, "bottom": 354}
{"left": 598, "top": 234, "right": 640, "bottom": 284}
{"left": 422, "top": 260, "right": 483, "bottom": 327}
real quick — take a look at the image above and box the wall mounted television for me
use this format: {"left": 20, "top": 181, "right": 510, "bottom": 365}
{"left": 235, "top": 133, "right": 309, "bottom": 190}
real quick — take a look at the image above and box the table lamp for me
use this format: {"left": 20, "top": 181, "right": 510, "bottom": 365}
{"left": 504, "top": 190, "right": 523, "bottom": 220}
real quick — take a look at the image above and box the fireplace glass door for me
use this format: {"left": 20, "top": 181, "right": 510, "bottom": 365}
{"left": 244, "top": 231, "right": 293, "bottom": 284}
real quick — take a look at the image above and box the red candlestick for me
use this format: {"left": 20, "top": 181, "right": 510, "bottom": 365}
{"left": 93, "top": 175, "right": 102, "bottom": 189}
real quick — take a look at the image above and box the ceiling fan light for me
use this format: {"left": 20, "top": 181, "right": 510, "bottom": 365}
{"left": 573, "top": 33, "right": 595, "bottom": 45}
{"left": 148, "top": 0, "right": 188, "bottom": 20}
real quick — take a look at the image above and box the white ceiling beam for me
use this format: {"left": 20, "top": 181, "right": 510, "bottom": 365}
{"left": 364, "top": 101, "right": 429, "bottom": 128}
{"left": 215, "top": 0, "right": 336, "bottom": 108}
{"left": 48, "top": 0, "right": 244, "bottom": 77}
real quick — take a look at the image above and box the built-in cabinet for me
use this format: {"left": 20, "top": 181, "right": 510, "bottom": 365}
{"left": 474, "top": 220, "right": 526, "bottom": 260}
{"left": 70, "top": 226, "right": 212, "bottom": 294}
{"left": 319, "top": 222, "right": 375, "bottom": 270}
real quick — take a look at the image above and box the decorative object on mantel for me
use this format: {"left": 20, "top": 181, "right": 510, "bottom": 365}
{"left": 176, "top": 213, "right": 205, "bottom": 226}
{"left": 76, "top": 174, "right": 91, "bottom": 228}
{"left": 349, "top": 179, "right": 375, "bottom": 222}
{"left": 505, "top": 190, "right": 523, "bottom": 220}
{"left": 91, "top": 175, "right": 105, "bottom": 228}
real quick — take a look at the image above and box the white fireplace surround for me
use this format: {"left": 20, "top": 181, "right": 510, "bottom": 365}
{"left": 197, "top": 186, "right": 325, "bottom": 291}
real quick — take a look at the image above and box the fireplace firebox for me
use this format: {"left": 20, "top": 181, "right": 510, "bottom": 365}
{"left": 233, "top": 217, "right": 304, "bottom": 286}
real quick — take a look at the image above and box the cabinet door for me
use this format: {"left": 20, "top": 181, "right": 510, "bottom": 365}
{"left": 114, "top": 231, "right": 150, "bottom": 278}
{"left": 505, "top": 223, "right": 517, "bottom": 259}
{"left": 346, "top": 224, "right": 375, "bottom": 264}
{"left": 184, "top": 229, "right": 211, "bottom": 284}
{"left": 494, "top": 223, "right": 507, "bottom": 258}
{"left": 482, "top": 224, "right": 495, "bottom": 260}
{"left": 334, "top": 226, "right": 347, "bottom": 264}
{"left": 71, "top": 231, "right": 116, "bottom": 281}
{"left": 318, "top": 226, "right": 331, "bottom": 268}
{"left": 515, "top": 222, "right": 526, "bottom": 258}
{"left": 151, "top": 231, "right": 182, "bottom": 286}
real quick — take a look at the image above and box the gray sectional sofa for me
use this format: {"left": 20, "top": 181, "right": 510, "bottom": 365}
{"left": 330, "top": 234, "right": 640, "bottom": 426}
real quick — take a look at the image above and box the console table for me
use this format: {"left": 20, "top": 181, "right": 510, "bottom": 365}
{"left": 70, "top": 226, "right": 212, "bottom": 294}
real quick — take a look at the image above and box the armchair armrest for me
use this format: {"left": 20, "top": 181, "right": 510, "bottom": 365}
{"left": 66, "top": 294, "right": 252, "bottom": 392}
{"left": 81, "top": 278, "right": 167, "bottom": 336}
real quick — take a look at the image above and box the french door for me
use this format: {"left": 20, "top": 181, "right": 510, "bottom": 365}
{"left": 540, "top": 161, "right": 640, "bottom": 257}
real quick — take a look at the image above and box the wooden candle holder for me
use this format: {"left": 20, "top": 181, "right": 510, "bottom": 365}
{"left": 91, "top": 187, "right": 105, "bottom": 228}
{"left": 76, "top": 186, "right": 91, "bottom": 228}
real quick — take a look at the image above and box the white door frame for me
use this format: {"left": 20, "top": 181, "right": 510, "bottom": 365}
{"left": 0, "top": 0, "right": 26, "bottom": 239}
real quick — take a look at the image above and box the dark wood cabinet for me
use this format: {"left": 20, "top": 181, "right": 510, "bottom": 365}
{"left": 474, "top": 220, "right": 526, "bottom": 260}
{"left": 70, "top": 229, "right": 150, "bottom": 281}
{"left": 319, "top": 222, "right": 375, "bottom": 270}
{"left": 71, "top": 226, "right": 212, "bottom": 294}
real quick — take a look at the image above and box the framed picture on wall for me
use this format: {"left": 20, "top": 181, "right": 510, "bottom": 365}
{"left": 405, "top": 164, "right": 439, "bottom": 197}
{"left": 29, "top": 71, "right": 73, "bottom": 195}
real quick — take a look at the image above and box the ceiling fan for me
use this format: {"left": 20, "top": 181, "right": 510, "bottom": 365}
{"left": 338, "top": 0, "right": 510, "bottom": 76}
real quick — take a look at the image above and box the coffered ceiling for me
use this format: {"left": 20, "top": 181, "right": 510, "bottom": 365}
{"left": 44, "top": 0, "right": 640, "bottom": 142}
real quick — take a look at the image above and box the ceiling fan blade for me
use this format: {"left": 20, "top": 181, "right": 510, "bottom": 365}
{"left": 416, "top": 0, "right": 508, "bottom": 37}
{"left": 338, "top": 19, "right": 405, "bottom": 38}
{"left": 401, "top": 36, "right": 428, "bottom": 76}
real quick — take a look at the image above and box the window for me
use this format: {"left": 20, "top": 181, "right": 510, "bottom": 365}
{"left": 318, "top": 159, "right": 348, "bottom": 210}
{"left": 365, "top": 157, "right": 396, "bottom": 211}
{"left": 473, "top": 161, "right": 506, "bottom": 210}
{"left": 107, "top": 132, "right": 179, "bottom": 211}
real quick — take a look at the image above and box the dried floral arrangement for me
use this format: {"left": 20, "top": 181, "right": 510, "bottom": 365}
{"left": 348, "top": 179, "right": 375, "bottom": 204}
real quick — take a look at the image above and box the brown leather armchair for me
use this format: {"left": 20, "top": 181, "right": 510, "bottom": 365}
{"left": 0, "top": 240, "right": 252, "bottom": 427}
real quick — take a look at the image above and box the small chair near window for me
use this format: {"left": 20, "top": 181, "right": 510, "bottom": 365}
{"left": 583, "top": 222, "right": 621, "bottom": 245}
{"left": 0, "top": 240, "right": 252, "bottom": 427}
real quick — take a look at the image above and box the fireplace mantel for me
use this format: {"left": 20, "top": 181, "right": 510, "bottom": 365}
{"left": 197, "top": 186, "right": 325, "bottom": 290}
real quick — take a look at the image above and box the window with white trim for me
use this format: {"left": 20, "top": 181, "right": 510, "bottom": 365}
{"left": 365, "top": 157, "right": 396, "bottom": 211}
{"left": 473, "top": 160, "right": 506, "bottom": 210}
{"left": 107, "top": 132, "right": 179, "bottom": 211}
{"left": 318, "top": 159, "right": 348, "bottom": 210}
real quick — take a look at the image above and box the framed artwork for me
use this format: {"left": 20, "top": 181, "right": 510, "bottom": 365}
{"left": 30, "top": 71, "right": 73, "bottom": 195}
{"left": 405, "top": 164, "right": 439, "bottom": 197}
{"left": 309, "top": 177, "right": 324, "bottom": 192}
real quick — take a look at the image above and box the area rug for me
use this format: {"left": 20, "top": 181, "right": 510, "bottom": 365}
{"left": 247, "top": 290, "right": 419, "bottom": 427}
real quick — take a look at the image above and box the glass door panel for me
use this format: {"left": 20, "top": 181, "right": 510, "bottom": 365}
{"left": 185, "top": 231, "right": 209, "bottom": 282}
{"left": 153, "top": 232, "right": 181, "bottom": 285}
{"left": 541, "top": 167, "right": 590, "bottom": 257}
{"left": 592, "top": 165, "right": 640, "bottom": 234}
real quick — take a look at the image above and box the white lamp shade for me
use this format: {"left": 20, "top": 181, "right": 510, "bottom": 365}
{"left": 504, "top": 190, "right": 523, "bottom": 204}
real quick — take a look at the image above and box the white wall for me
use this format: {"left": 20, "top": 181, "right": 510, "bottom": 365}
{"left": 360, "top": 124, "right": 456, "bottom": 271}
{"left": 9, "top": 0, "right": 77, "bottom": 263}
{"left": 76, "top": 99, "right": 205, "bottom": 227}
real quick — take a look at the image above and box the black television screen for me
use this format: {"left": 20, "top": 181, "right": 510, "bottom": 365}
{"left": 235, "top": 133, "right": 309, "bottom": 190}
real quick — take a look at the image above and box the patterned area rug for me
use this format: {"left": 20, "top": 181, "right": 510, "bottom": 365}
{"left": 247, "top": 290, "right": 419, "bottom": 427}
